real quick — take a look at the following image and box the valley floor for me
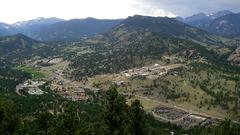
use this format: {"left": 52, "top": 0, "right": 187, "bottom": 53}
{"left": 14, "top": 56, "right": 240, "bottom": 127}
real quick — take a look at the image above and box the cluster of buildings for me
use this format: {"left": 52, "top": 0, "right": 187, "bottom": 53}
{"left": 153, "top": 106, "right": 220, "bottom": 128}
{"left": 16, "top": 80, "right": 46, "bottom": 95}
{"left": 154, "top": 106, "right": 189, "bottom": 121}
{"left": 121, "top": 64, "right": 169, "bottom": 79}
{"left": 51, "top": 79, "right": 89, "bottom": 102}
{"left": 60, "top": 87, "right": 89, "bottom": 101}
{"left": 33, "top": 57, "right": 63, "bottom": 65}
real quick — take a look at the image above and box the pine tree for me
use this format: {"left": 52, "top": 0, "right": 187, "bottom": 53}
{"left": 0, "top": 98, "right": 20, "bottom": 134}
{"left": 129, "top": 100, "right": 146, "bottom": 135}
{"left": 103, "top": 86, "right": 130, "bottom": 135}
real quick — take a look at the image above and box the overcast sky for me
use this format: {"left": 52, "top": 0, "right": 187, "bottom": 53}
{"left": 0, "top": 0, "right": 239, "bottom": 24}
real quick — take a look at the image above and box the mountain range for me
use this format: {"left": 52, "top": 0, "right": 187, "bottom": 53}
{"left": 0, "top": 10, "right": 240, "bottom": 41}
{"left": 179, "top": 10, "right": 233, "bottom": 25}
{"left": 0, "top": 17, "right": 122, "bottom": 41}
{"left": 106, "top": 15, "right": 225, "bottom": 46}
{"left": 0, "top": 14, "right": 233, "bottom": 66}
{"left": 1, "top": 14, "right": 238, "bottom": 64}
{"left": 178, "top": 10, "right": 240, "bottom": 37}
{"left": 29, "top": 18, "right": 123, "bottom": 41}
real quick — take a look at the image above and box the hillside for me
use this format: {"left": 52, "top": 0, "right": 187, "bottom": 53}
{"left": 13, "top": 17, "right": 64, "bottom": 28}
{"left": 0, "top": 34, "right": 38, "bottom": 54}
{"left": 29, "top": 18, "right": 123, "bottom": 41}
{"left": 181, "top": 11, "right": 240, "bottom": 37}
{"left": 0, "top": 18, "right": 123, "bottom": 41}
{"left": 228, "top": 46, "right": 240, "bottom": 66}
{"left": 183, "top": 10, "right": 233, "bottom": 27}
{"left": 205, "top": 13, "right": 240, "bottom": 37}
{"left": 0, "top": 34, "right": 63, "bottom": 63}
{"left": 0, "top": 18, "right": 64, "bottom": 37}
{"left": 108, "top": 15, "right": 227, "bottom": 46}
{"left": 65, "top": 15, "right": 238, "bottom": 77}
{"left": 61, "top": 15, "right": 240, "bottom": 121}
{"left": 0, "top": 22, "right": 14, "bottom": 36}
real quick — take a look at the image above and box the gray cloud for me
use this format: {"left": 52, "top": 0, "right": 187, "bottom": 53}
{"left": 133, "top": 0, "right": 240, "bottom": 17}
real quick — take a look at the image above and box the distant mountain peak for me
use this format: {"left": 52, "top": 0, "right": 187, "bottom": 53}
{"left": 175, "top": 16, "right": 184, "bottom": 21}
{"left": 14, "top": 33, "right": 30, "bottom": 38}
{"left": 181, "top": 10, "right": 240, "bottom": 37}
{"left": 184, "top": 13, "right": 209, "bottom": 23}
{"left": 108, "top": 15, "right": 219, "bottom": 45}
{"left": 194, "top": 13, "right": 207, "bottom": 16}
{"left": 85, "top": 17, "right": 97, "bottom": 20}
{"left": 13, "top": 17, "right": 65, "bottom": 27}
{"left": 184, "top": 10, "right": 234, "bottom": 22}
{"left": 207, "top": 10, "right": 233, "bottom": 19}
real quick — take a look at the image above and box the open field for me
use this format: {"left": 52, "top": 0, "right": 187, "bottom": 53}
{"left": 14, "top": 66, "right": 45, "bottom": 79}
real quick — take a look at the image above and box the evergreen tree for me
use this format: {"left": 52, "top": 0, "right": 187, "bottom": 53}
{"left": 129, "top": 100, "right": 146, "bottom": 135}
{"left": 35, "top": 112, "right": 54, "bottom": 134}
{"left": 0, "top": 98, "right": 20, "bottom": 135}
{"left": 103, "top": 86, "right": 130, "bottom": 135}
{"left": 49, "top": 103, "right": 92, "bottom": 135}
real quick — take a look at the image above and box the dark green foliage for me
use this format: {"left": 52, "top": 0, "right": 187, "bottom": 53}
{"left": 129, "top": 100, "right": 146, "bottom": 135}
{"left": 0, "top": 98, "right": 20, "bottom": 135}
{"left": 0, "top": 65, "right": 31, "bottom": 94}
{"left": 188, "top": 119, "right": 240, "bottom": 135}
{"left": 0, "top": 34, "right": 64, "bottom": 64}
{"left": 47, "top": 104, "right": 92, "bottom": 135}
{"left": 1, "top": 83, "right": 67, "bottom": 116}
{"left": 35, "top": 112, "right": 54, "bottom": 134}
{"left": 103, "top": 86, "right": 130, "bottom": 135}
